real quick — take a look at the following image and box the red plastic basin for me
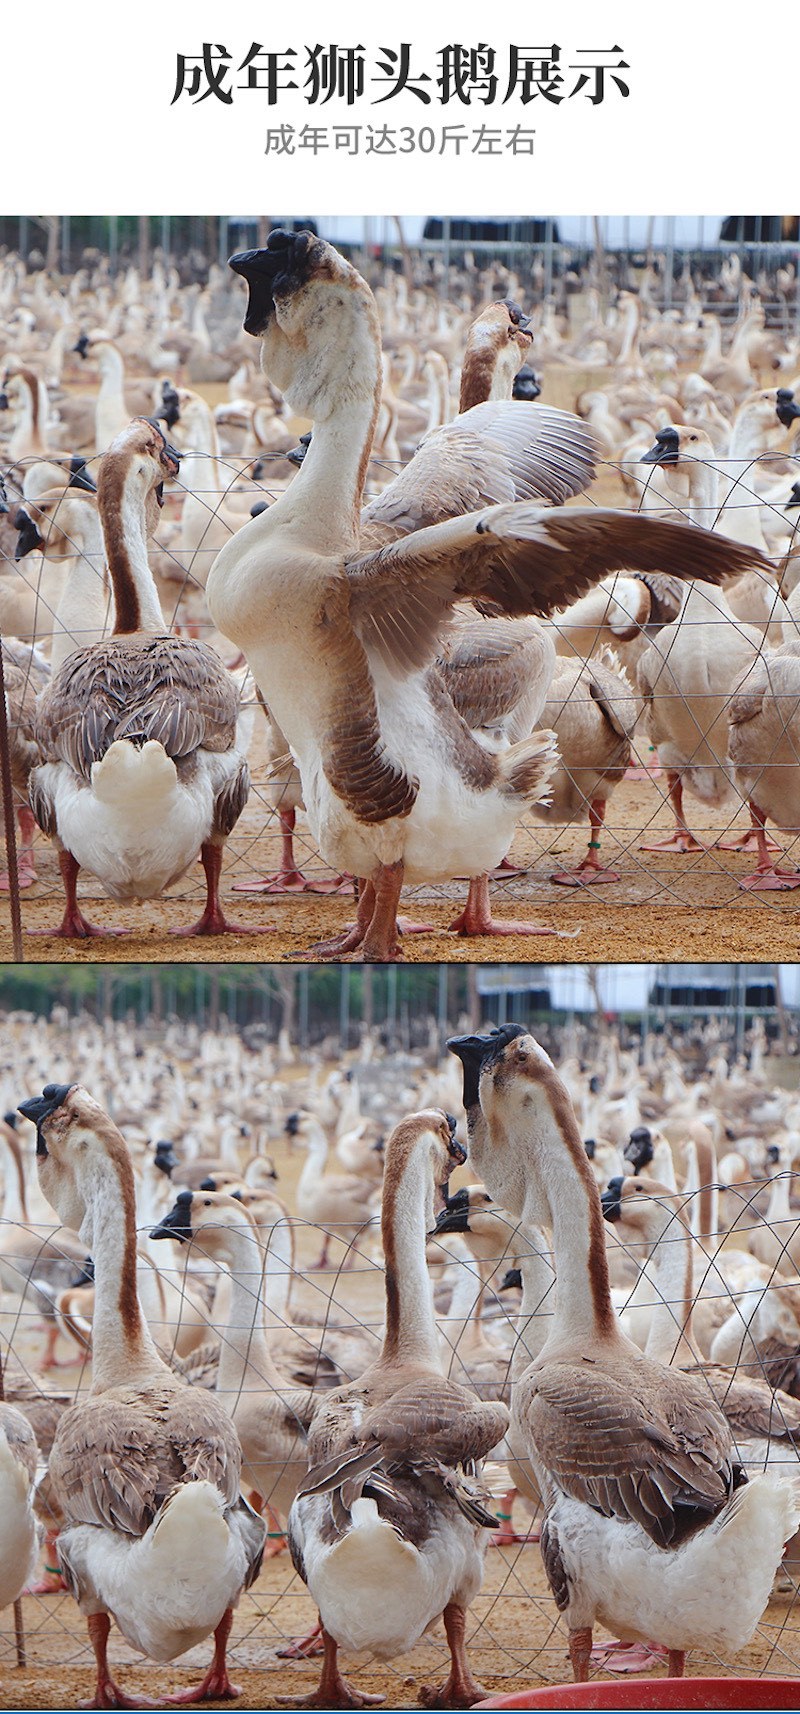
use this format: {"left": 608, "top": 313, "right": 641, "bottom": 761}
{"left": 474, "top": 1678, "right": 800, "bottom": 1710}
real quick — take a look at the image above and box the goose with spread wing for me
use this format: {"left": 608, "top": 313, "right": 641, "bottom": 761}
{"left": 206, "top": 231, "right": 771, "bottom": 960}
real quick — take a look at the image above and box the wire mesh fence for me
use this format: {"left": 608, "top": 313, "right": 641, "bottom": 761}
{"left": 3, "top": 438, "right": 800, "bottom": 952}
{"left": 2, "top": 1008, "right": 800, "bottom": 1698}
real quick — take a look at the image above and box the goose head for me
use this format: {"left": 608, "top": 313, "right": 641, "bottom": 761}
{"left": 13, "top": 486, "right": 98, "bottom": 562}
{"left": 384, "top": 1108, "right": 465, "bottom": 1232}
{"left": 18, "top": 1083, "right": 131, "bottom": 1249}
{"left": 600, "top": 1172, "right": 688, "bottom": 1249}
{"left": 447, "top": 1025, "right": 561, "bottom": 1222}
{"left": 229, "top": 230, "right": 382, "bottom": 421}
{"left": 98, "top": 418, "right": 181, "bottom": 532}
{"left": 624, "top": 1125, "right": 654, "bottom": 1172}
{"left": 151, "top": 1186, "right": 259, "bottom": 1267}
{"left": 459, "top": 300, "right": 533, "bottom": 407}
{"left": 640, "top": 423, "right": 712, "bottom": 466}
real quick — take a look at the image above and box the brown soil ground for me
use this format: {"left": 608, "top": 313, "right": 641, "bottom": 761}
{"left": 2, "top": 1543, "right": 798, "bottom": 1709}
{"left": 3, "top": 747, "right": 800, "bottom": 963}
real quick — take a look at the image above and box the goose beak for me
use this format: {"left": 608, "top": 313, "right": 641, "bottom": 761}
{"left": 641, "top": 428, "right": 680, "bottom": 466}
{"left": 230, "top": 232, "right": 312, "bottom": 335}
{"left": 776, "top": 390, "right": 800, "bottom": 428}
{"left": 0, "top": 390, "right": 8, "bottom": 410}
{"left": 68, "top": 456, "right": 96, "bottom": 494}
{"left": 153, "top": 1142, "right": 178, "bottom": 1177}
{"left": 150, "top": 1191, "right": 194, "bottom": 1243}
{"left": 18, "top": 1083, "right": 75, "bottom": 1156}
{"left": 600, "top": 1178, "right": 624, "bottom": 1222}
{"left": 73, "top": 333, "right": 90, "bottom": 359}
{"left": 431, "top": 1186, "right": 471, "bottom": 1236}
{"left": 14, "top": 508, "right": 43, "bottom": 561}
{"left": 499, "top": 1266, "right": 522, "bottom": 1292}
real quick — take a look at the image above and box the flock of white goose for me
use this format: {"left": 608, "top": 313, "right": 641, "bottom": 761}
{"left": 3, "top": 1007, "right": 800, "bottom": 1700}
{"left": 2, "top": 237, "right": 800, "bottom": 954}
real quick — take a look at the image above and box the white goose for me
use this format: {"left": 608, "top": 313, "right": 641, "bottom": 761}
{"left": 447, "top": 1025, "right": 800, "bottom": 1682}
{"left": 206, "top": 232, "right": 766, "bottom": 960}
{"left": 286, "top": 1110, "right": 509, "bottom": 1710}
{"left": 28, "top": 419, "right": 261, "bottom": 938}
{"left": 17, "top": 1081, "right": 265, "bottom": 1707}
{"left": 0, "top": 1401, "right": 40, "bottom": 1611}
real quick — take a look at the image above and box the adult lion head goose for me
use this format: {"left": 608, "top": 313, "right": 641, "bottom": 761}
{"left": 17, "top": 1082, "right": 265, "bottom": 1708}
{"left": 286, "top": 1109, "right": 509, "bottom": 1709}
{"left": 206, "top": 231, "right": 768, "bottom": 960}
{"left": 446, "top": 1025, "right": 800, "bottom": 1682}
{"left": 28, "top": 418, "right": 261, "bottom": 938}
{"left": 151, "top": 1187, "right": 319, "bottom": 1555}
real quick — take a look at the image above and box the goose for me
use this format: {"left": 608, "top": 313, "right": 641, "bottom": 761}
{"left": 285, "top": 1109, "right": 509, "bottom": 1710}
{"left": 206, "top": 231, "right": 766, "bottom": 959}
{"left": 150, "top": 1188, "right": 318, "bottom": 1553}
{"left": 0, "top": 632, "right": 49, "bottom": 889}
{"left": 0, "top": 1113, "right": 91, "bottom": 1371}
{"left": 447, "top": 1025, "right": 800, "bottom": 1682}
{"left": 727, "top": 639, "right": 800, "bottom": 888}
{"left": 12, "top": 485, "right": 113, "bottom": 672}
{"left": 288, "top": 1110, "right": 380, "bottom": 1271}
{"left": 0, "top": 1401, "right": 39, "bottom": 1611}
{"left": 28, "top": 418, "right": 261, "bottom": 938}
{"left": 600, "top": 1173, "right": 800, "bottom": 1453}
{"left": 532, "top": 651, "right": 639, "bottom": 886}
{"left": 17, "top": 1081, "right": 266, "bottom": 1707}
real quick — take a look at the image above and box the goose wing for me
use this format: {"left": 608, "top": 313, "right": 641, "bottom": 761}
{"left": 34, "top": 635, "right": 239, "bottom": 780}
{"left": 438, "top": 614, "right": 554, "bottom": 732}
{"left": 345, "top": 505, "right": 772, "bottom": 678}
{"left": 521, "top": 1354, "right": 741, "bottom": 1547}
{"left": 0, "top": 1402, "right": 39, "bottom": 1483}
{"left": 362, "top": 401, "right": 597, "bottom": 536}
{"left": 49, "top": 1385, "right": 242, "bottom": 1536}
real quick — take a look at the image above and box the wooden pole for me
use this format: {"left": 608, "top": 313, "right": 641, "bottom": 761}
{"left": 0, "top": 636, "right": 24, "bottom": 961}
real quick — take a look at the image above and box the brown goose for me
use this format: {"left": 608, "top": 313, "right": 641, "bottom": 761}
{"left": 28, "top": 418, "right": 263, "bottom": 938}
{"left": 207, "top": 232, "right": 771, "bottom": 960}
{"left": 17, "top": 1082, "right": 266, "bottom": 1707}
{"left": 286, "top": 1110, "right": 509, "bottom": 1709}
{"left": 447, "top": 1025, "right": 800, "bottom": 1682}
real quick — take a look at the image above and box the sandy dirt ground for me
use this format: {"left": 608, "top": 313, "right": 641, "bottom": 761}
{"left": 3, "top": 745, "right": 800, "bottom": 964}
{"left": 2, "top": 1544, "right": 798, "bottom": 1709}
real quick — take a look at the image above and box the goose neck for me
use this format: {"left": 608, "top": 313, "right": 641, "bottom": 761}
{"left": 380, "top": 1138, "right": 441, "bottom": 1371}
{"left": 288, "top": 398, "right": 379, "bottom": 547}
{"left": 83, "top": 1155, "right": 164, "bottom": 1391}
{"left": 639, "top": 1211, "right": 700, "bottom": 1366}
{"left": 212, "top": 1222, "right": 282, "bottom": 1395}
{"left": 98, "top": 459, "right": 166, "bottom": 635}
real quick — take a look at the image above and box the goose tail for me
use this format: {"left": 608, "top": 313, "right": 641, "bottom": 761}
{"left": 498, "top": 727, "right": 559, "bottom": 806}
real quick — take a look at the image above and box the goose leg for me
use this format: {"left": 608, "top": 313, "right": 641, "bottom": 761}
{"left": 667, "top": 1650, "right": 685, "bottom": 1678}
{"left": 304, "top": 881, "right": 376, "bottom": 959}
{"left": 639, "top": 771, "right": 706, "bottom": 853}
{"left": 551, "top": 799, "right": 621, "bottom": 886}
{"left": 740, "top": 803, "right": 800, "bottom": 889}
{"left": 358, "top": 861, "right": 406, "bottom": 961}
{"left": 568, "top": 1625, "right": 593, "bottom": 1683}
{"left": 29, "top": 850, "right": 126, "bottom": 939}
{"left": 275, "top": 1617, "right": 324, "bottom": 1660}
{"left": 418, "top": 1603, "right": 487, "bottom": 1708}
{"left": 0, "top": 805, "right": 38, "bottom": 889}
{"left": 232, "top": 808, "right": 351, "bottom": 895}
{"left": 448, "top": 873, "right": 560, "bottom": 937}
{"left": 171, "top": 842, "right": 276, "bottom": 936}
{"left": 165, "top": 1607, "right": 241, "bottom": 1703}
{"left": 81, "top": 1612, "right": 160, "bottom": 1709}
{"left": 278, "top": 1625, "right": 384, "bottom": 1706}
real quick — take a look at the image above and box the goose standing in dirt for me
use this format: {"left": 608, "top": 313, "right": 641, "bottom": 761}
{"left": 206, "top": 231, "right": 769, "bottom": 959}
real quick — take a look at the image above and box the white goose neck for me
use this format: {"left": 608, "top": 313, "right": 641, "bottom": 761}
{"left": 80, "top": 1154, "right": 165, "bottom": 1392}
{"left": 209, "top": 1220, "right": 283, "bottom": 1396}
{"left": 380, "top": 1139, "right": 442, "bottom": 1372}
